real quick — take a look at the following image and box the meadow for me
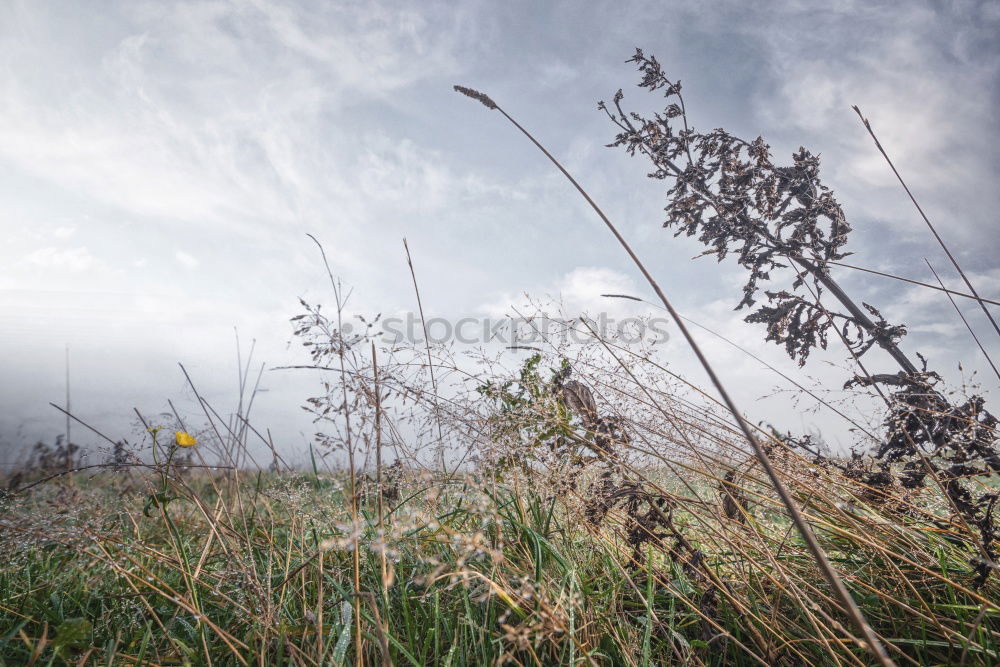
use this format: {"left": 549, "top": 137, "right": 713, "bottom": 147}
{"left": 2, "top": 408, "right": 998, "bottom": 665}
{"left": 2, "top": 48, "right": 999, "bottom": 665}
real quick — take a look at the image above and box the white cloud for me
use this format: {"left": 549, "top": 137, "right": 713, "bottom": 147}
{"left": 478, "top": 266, "right": 656, "bottom": 321}
{"left": 175, "top": 250, "right": 198, "bottom": 269}
{"left": 25, "top": 246, "right": 98, "bottom": 272}
{"left": 747, "top": 1, "right": 1000, "bottom": 242}
{"left": 0, "top": 0, "right": 478, "bottom": 231}
{"left": 52, "top": 224, "right": 77, "bottom": 239}
{"left": 0, "top": 0, "right": 995, "bottom": 459}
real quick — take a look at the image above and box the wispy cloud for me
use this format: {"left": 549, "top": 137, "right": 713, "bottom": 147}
{"left": 0, "top": 0, "right": 995, "bottom": 457}
{"left": 25, "top": 247, "right": 99, "bottom": 272}
{"left": 174, "top": 250, "right": 198, "bottom": 269}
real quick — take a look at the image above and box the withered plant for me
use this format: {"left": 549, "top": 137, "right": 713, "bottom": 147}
{"left": 601, "top": 47, "right": 999, "bottom": 587}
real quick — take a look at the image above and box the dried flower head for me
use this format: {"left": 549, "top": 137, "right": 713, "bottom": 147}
{"left": 453, "top": 85, "right": 497, "bottom": 110}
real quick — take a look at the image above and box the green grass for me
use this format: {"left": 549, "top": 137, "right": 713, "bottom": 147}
{"left": 1, "top": 461, "right": 998, "bottom": 666}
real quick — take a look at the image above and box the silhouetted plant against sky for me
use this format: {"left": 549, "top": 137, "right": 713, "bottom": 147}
{"left": 603, "top": 47, "right": 999, "bottom": 585}
{"left": 601, "top": 48, "right": 914, "bottom": 373}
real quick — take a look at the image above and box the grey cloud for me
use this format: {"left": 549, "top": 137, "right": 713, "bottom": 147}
{"left": 1, "top": 0, "right": 996, "bottom": 463}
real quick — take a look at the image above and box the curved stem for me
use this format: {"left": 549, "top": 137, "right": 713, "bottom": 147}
{"left": 455, "top": 85, "right": 896, "bottom": 667}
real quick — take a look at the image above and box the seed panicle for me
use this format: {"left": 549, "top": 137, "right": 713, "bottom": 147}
{"left": 453, "top": 85, "right": 497, "bottom": 110}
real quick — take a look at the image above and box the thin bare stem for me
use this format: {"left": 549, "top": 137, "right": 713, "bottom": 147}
{"left": 602, "top": 293, "right": 879, "bottom": 440}
{"left": 371, "top": 342, "right": 390, "bottom": 658}
{"left": 47, "top": 402, "right": 121, "bottom": 449}
{"left": 403, "top": 238, "right": 446, "bottom": 474}
{"left": 455, "top": 84, "right": 895, "bottom": 667}
{"left": 815, "top": 258, "right": 1000, "bottom": 308}
{"left": 305, "top": 233, "right": 362, "bottom": 664}
{"left": 853, "top": 105, "right": 1000, "bottom": 342}
{"left": 925, "top": 259, "right": 1000, "bottom": 382}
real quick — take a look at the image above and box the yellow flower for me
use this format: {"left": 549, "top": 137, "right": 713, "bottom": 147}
{"left": 175, "top": 431, "right": 197, "bottom": 448}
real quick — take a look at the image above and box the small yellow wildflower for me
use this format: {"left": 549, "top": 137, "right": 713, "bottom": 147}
{"left": 175, "top": 431, "right": 197, "bottom": 448}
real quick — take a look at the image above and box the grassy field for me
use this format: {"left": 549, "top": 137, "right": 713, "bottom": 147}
{"left": 2, "top": 436, "right": 999, "bottom": 665}
{"left": 3, "top": 47, "right": 1000, "bottom": 667}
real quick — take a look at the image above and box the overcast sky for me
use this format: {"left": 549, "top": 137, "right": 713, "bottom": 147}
{"left": 2, "top": 0, "right": 998, "bottom": 467}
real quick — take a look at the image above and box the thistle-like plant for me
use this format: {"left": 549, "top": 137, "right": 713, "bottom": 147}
{"left": 601, "top": 48, "right": 915, "bottom": 373}
{"left": 603, "top": 48, "right": 998, "bottom": 584}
